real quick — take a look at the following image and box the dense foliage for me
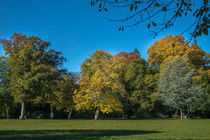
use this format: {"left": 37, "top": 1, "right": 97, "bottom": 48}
{"left": 158, "top": 58, "right": 202, "bottom": 119}
{"left": 0, "top": 33, "right": 209, "bottom": 119}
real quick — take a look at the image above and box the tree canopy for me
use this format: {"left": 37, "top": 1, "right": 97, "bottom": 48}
{"left": 0, "top": 33, "right": 66, "bottom": 119}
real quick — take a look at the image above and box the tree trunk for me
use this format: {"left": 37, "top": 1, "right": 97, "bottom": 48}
{"left": 187, "top": 108, "right": 190, "bottom": 119}
{"left": 122, "top": 109, "right": 125, "bottom": 119}
{"left": 19, "top": 101, "right": 25, "bottom": 120}
{"left": 5, "top": 104, "right": 9, "bottom": 119}
{"left": 94, "top": 108, "right": 99, "bottom": 120}
{"left": 68, "top": 110, "right": 72, "bottom": 120}
{"left": 50, "top": 107, "right": 53, "bottom": 119}
{"left": 180, "top": 109, "right": 183, "bottom": 120}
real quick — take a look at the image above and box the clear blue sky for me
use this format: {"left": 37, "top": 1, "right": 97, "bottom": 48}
{"left": 0, "top": 0, "right": 209, "bottom": 72}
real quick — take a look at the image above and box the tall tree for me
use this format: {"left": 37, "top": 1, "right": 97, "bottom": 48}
{"left": 0, "top": 33, "right": 65, "bottom": 119}
{"left": 74, "top": 50, "right": 123, "bottom": 120}
{"left": 125, "top": 58, "right": 158, "bottom": 117}
{"left": 183, "top": 40, "right": 210, "bottom": 116}
{"left": 158, "top": 58, "right": 202, "bottom": 119}
{"left": 191, "top": 66, "right": 210, "bottom": 116}
{"left": 114, "top": 50, "right": 141, "bottom": 118}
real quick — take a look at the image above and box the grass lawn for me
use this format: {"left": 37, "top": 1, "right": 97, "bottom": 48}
{"left": 0, "top": 119, "right": 210, "bottom": 139}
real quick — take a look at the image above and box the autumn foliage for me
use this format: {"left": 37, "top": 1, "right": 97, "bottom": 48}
{"left": 0, "top": 33, "right": 209, "bottom": 119}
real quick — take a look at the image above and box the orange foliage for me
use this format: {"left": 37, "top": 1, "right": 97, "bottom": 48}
{"left": 148, "top": 35, "right": 189, "bottom": 66}
{"left": 115, "top": 52, "right": 140, "bottom": 63}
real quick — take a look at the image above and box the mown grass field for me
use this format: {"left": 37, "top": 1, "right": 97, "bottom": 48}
{"left": 0, "top": 119, "right": 210, "bottom": 140}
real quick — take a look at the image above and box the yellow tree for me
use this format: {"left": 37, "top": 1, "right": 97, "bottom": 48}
{"left": 74, "top": 50, "right": 123, "bottom": 120}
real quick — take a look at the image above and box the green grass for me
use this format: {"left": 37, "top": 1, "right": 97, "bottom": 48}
{"left": 0, "top": 119, "right": 210, "bottom": 139}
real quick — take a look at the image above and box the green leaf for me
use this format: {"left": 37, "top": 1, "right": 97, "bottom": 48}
{"left": 147, "top": 24, "right": 151, "bottom": 28}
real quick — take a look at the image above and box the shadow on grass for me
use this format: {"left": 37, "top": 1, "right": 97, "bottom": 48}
{"left": 0, "top": 129, "right": 161, "bottom": 140}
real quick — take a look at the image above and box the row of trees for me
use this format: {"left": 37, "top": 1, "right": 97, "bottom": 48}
{"left": 0, "top": 33, "right": 209, "bottom": 120}
{"left": 74, "top": 35, "right": 209, "bottom": 120}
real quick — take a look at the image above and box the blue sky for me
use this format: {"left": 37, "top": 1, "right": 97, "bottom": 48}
{"left": 1, "top": 0, "right": 209, "bottom": 72}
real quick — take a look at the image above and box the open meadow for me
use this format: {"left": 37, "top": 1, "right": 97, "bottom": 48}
{"left": 0, "top": 119, "right": 210, "bottom": 140}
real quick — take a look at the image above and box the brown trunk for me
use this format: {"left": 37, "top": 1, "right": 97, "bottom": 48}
{"left": 5, "top": 104, "right": 9, "bottom": 119}
{"left": 19, "top": 101, "right": 25, "bottom": 120}
{"left": 122, "top": 109, "right": 125, "bottom": 119}
{"left": 180, "top": 109, "right": 183, "bottom": 120}
{"left": 187, "top": 108, "right": 190, "bottom": 119}
{"left": 94, "top": 108, "right": 99, "bottom": 120}
{"left": 50, "top": 107, "right": 53, "bottom": 119}
{"left": 68, "top": 111, "right": 72, "bottom": 120}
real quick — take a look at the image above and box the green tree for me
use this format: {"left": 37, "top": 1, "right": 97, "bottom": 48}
{"left": 0, "top": 56, "right": 12, "bottom": 119}
{"left": 191, "top": 67, "right": 210, "bottom": 116}
{"left": 183, "top": 41, "right": 210, "bottom": 116}
{"left": 1, "top": 33, "right": 65, "bottom": 119}
{"left": 55, "top": 73, "right": 77, "bottom": 119}
{"left": 158, "top": 58, "right": 202, "bottom": 119}
{"left": 125, "top": 58, "right": 158, "bottom": 117}
{"left": 114, "top": 50, "right": 141, "bottom": 118}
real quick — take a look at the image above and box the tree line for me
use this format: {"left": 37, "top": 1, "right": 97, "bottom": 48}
{"left": 0, "top": 33, "right": 209, "bottom": 120}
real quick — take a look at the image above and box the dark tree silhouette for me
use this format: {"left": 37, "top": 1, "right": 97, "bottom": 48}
{"left": 90, "top": 0, "right": 209, "bottom": 39}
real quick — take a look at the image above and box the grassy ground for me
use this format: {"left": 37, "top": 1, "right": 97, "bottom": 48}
{"left": 0, "top": 119, "right": 209, "bottom": 140}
